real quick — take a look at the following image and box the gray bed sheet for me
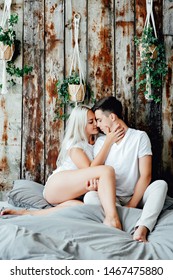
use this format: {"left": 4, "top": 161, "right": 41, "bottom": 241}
{"left": 0, "top": 202, "right": 173, "bottom": 260}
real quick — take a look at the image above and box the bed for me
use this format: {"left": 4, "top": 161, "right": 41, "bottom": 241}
{"left": 0, "top": 180, "right": 173, "bottom": 260}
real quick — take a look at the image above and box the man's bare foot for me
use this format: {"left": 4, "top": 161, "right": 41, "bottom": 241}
{"left": 1, "top": 208, "right": 30, "bottom": 216}
{"left": 103, "top": 216, "right": 122, "bottom": 230}
{"left": 133, "top": 226, "right": 149, "bottom": 242}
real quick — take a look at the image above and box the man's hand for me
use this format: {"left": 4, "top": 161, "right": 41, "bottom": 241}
{"left": 85, "top": 178, "right": 99, "bottom": 191}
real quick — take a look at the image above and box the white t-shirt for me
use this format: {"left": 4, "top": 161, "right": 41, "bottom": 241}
{"left": 94, "top": 128, "right": 152, "bottom": 197}
{"left": 53, "top": 140, "right": 94, "bottom": 174}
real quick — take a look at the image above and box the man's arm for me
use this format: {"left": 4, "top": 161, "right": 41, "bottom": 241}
{"left": 126, "top": 155, "right": 152, "bottom": 208}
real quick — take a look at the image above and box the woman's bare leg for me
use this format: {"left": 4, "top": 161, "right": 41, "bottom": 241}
{"left": 2, "top": 166, "right": 122, "bottom": 230}
{"left": 0, "top": 200, "right": 83, "bottom": 216}
{"left": 43, "top": 165, "right": 121, "bottom": 230}
{"left": 95, "top": 166, "right": 121, "bottom": 229}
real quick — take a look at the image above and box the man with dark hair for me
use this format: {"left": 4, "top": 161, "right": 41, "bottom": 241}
{"left": 92, "top": 96, "right": 123, "bottom": 119}
{"left": 84, "top": 96, "right": 168, "bottom": 242}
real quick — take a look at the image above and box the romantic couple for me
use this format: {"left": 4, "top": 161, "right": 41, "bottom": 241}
{"left": 1, "top": 96, "right": 168, "bottom": 242}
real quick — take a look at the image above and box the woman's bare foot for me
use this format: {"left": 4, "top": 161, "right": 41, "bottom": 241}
{"left": 1, "top": 208, "right": 30, "bottom": 216}
{"left": 133, "top": 226, "right": 149, "bottom": 242}
{"left": 103, "top": 216, "right": 122, "bottom": 230}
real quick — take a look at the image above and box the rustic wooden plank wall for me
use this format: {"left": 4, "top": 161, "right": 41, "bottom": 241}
{"left": 0, "top": 0, "right": 23, "bottom": 189}
{"left": 22, "top": 0, "right": 45, "bottom": 183}
{"left": 45, "top": 0, "right": 64, "bottom": 181}
{"left": 88, "top": 0, "right": 115, "bottom": 100}
{"left": 0, "top": 0, "right": 173, "bottom": 196}
{"left": 116, "top": 0, "right": 135, "bottom": 126}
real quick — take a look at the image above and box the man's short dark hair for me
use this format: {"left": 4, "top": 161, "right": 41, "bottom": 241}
{"left": 92, "top": 96, "right": 123, "bottom": 119}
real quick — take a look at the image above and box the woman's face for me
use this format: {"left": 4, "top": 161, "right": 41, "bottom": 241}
{"left": 85, "top": 110, "right": 98, "bottom": 139}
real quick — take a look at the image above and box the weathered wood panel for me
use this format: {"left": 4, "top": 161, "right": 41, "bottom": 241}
{"left": 88, "top": 0, "right": 115, "bottom": 100}
{"left": 45, "top": 0, "right": 64, "bottom": 181}
{"left": 0, "top": 1, "right": 23, "bottom": 190}
{"left": 162, "top": 35, "right": 173, "bottom": 196}
{"left": 163, "top": 0, "right": 173, "bottom": 35}
{"left": 162, "top": 0, "right": 173, "bottom": 197}
{"left": 22, "top": 0, "right": 45, "bottom": 183}
{"left": 115, "top": 0, "right": 135, "bottom": 126}
{"left": 0, "top": 0, "right": 172, "bottom": 195}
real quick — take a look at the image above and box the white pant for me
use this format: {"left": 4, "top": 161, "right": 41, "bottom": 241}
{"left": 84, "top": 180, "right": 168, "bottom": 232}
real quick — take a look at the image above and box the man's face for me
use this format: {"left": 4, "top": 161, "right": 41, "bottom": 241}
{"left": 95, "top": 109, "right": 114, "bottom": 134}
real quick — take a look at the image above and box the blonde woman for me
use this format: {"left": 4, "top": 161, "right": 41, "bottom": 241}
{"left": 1, "top": 105, "right": 124, "bottom": 230}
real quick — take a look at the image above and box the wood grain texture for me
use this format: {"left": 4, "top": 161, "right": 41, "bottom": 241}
{"left": 0, "top": 0, "right": 172, "bottom": 194}
{"left": 0, "top": 1, "right": 23, "bottom": 190}
{"left": 88, "top": 0, "right": 115, "bottom": 100}
{"left": 115, "top": 0, "right": 135, "bottom": 126}
{"left": 162, "top": 35, "right": 173, "bottom": 196}
{"left": 45, "top": 0, "right": 64, "bottom": 181}
{"left": 22, "top": 0, "right": 45, "bottom": 183}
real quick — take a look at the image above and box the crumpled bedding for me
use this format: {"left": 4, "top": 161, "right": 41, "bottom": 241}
{"left": 0, "top": 203, "right": 173, "bottom": 260}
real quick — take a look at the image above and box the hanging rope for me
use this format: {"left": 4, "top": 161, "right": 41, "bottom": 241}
{"left": 68, "top": 13, "right": 85, "bottom": 104}
{"left": 0, "top": 0, "right": 13, "bottom": 95}
{"left": 144, "top": 0, "right": 157, "bottom": 38}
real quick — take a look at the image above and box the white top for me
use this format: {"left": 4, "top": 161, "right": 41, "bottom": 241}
{"left": 53, "top": 140, "right": 94, "bottom": 174}
{"left": 94, "top": 128, "right": 152, "bottom": 197}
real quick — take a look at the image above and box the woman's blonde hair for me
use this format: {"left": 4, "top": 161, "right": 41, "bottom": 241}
{"left": 57, "top": 105, "right": 91, "bottom": 166}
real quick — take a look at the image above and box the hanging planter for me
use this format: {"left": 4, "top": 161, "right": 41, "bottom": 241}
{"left": 55, "top": 13, "right": 94, "bottom": 120}
{"left": 55, "top": 72, "right": 93, "bottom": 120}
{"left": 0, "top": 43, "right": 14, "bottom": 60}
{"left": 0, "top": 3, "right": 32, "bottom": 94}
{"left": 135, "top": 26, "right": 168, "bottom": 102}
{"left": 68, "top": 83, "right": 85, "bottom": 102}
{"left": 138, "top": 43, "right": 157, "bottom": 61}
{"left": 67, "top": 13, "right": 86, "bottom": 102}
{"left": 135, "top": 0, "right": 168, "bottom": 102}
{"left": 0, "top": 1, "right": 17, "bottom": 94}
{"left": 0, "top": 8, "right": 16, "bottom": 61}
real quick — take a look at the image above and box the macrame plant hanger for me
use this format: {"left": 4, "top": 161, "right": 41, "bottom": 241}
{"left": 68, "top": 13, "right": 85, "bottom": 106}
{"left": 0, "top": 0, "right": 14, "bottom": 95}
{"left": 143, "top": 0, "right": 157, "bottom": 100}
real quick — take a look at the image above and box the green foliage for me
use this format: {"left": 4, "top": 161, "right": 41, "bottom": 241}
{"left": 0, "top": 14, "right": 18, "bottom": 46}
{"left": 54, "top": 72, "right": 95, "bottom": 120}
{"left": 135, "top": 26, "right": 168, "bottom": 102}
{"left": 0, "top": 14, "right": 33, "bottom": 89}
{"left": 6, "top": 62, "right": 33, "bottom": 79}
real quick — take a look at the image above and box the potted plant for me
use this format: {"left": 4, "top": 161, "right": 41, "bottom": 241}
{"left": 135, "top": 25, "right": 168, "bottom": 102}
{"left": 0, "top": 13, "right": 32, "bottom": 91}
{"left": 67, "top": 72, "right": 86, "bottom": 103}
{"left": 55, "top": 72, "right": 95, "bottom": 120}
{"left": 55, "top": 13, "right": 95, "bottom": 120}
{"left": 0, "top": 13, "right": 17, "bottom": 61}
